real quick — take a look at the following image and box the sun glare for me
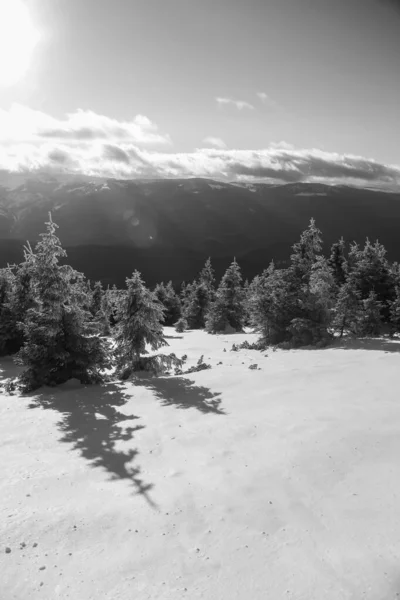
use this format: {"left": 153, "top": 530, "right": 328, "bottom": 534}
{"left": 0, "top": 0, "right": 39, "bottom": 86}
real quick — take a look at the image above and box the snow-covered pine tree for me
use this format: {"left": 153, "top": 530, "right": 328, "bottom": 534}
{"left": 0, "top": 266, "right": 16, "bottom": 356}
{"left": 15, "top": 214, "right": 111, "bottom": 392}
{"left": 206, "top": 258, "right": 245, "bottom": 333}
{"left": 184, "top": 258, "right": 216, "bottom": 329}
{"left": 290, "top": 218, "right": 323, "bottom": 283}
{"left": 327, "top": 237, "right": 347, "bottom": 288}
{"left": 4, "top": 261, "right": 35, "bottom": 354}
{"left": 331, "top": 279, "right": 362, "bottom": 338}
{"left": 242, "top": 278, "right": 251, "bottom": 326}
{"left": 184, "top": 281, "right": 210, "bottom": 329}
{"left": 289, "top": 256, "right": 335, "bottom": 346}
{"left": 89, "top": 280, "right": 110, "bottom": 335}
{"left": 100, "top": 288, "right": 112, "bottom": 335}
{"left": 154, "top": 281, "right": 182, "bottom": 326}
{"left": 389, "top": 286, "right": 400, "bottom": 336}
{"left": 175, "top": 317, "right": 188, "bottom": 333}
{"left": 108, "top": 284, "right": 126, "bottom": 326}
{"left": 199, "top": 258, "right": 216, "bottom": 297}
{"left": 287, "top": 220, "right": 333, "bottom": 346}
{"left": 357, "top": 290, "right": 383, "bottom": 337}
{"left": 347, "top": 239, "right": 396, "bottom": 321}
{"left": 114, "top": 270, "right": 182, "bottom": 378}
{"left": 248, "top": 264, "right": 298, "bottom": 345}
{"left": 179, "top": 281, "right": 192, "bottom": 314}
{"left": 90, "top": 281, "right": 104, "bottom": 317}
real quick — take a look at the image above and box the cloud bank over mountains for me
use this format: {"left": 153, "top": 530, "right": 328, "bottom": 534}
{"left": 0, "top": 104, "right": 399, "bottom": 189}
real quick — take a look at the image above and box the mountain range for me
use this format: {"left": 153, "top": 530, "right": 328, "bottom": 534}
{"left": 0, "top": 172, "right": 399, "bottom": 287}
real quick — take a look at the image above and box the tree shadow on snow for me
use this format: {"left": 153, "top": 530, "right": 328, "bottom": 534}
{"left": 164, "top": 334, "right": 183, "bottom": 340}
{"left": 329, "top": 337, "right": 400, "bottom": 353}
{"left": 27, "top": 382, "right": 157, "bottom": 507}
{"left": 134, "top": 375, "right": 225, "bottom": 415}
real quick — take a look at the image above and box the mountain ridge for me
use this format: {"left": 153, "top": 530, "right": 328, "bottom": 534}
{"left": 0, "top": 173, "right": 399, "bottom": 287}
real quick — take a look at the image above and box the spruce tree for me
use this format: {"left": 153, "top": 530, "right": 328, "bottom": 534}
{"left": 90, "top": 281, "right": 104, "bottom": 317}
{"left": 183, "top": 258, "right": 216, "bottom": 329}
{"left": 184, "top": 281, "right": 210, "bottom": 329}
{"left": 357, "top": 291, "right": 383, "bottom": 337}
{"left": 290, "top": 218, "right": 323, "bottom": 283}
{"left": 347, "top": 239, "right": 396, "bottom": 321}
{"left": 206, "top": 259, "right": 245, "bottom": 333}
{"left": 242, "top": 278, "right": 251, "bottom": 326}
{"left": 154, "top": 281, "right": 182, "bottom": 326}
{"left": 331, "top": 279, "right": 362, "bottom": 338}
{"left": 248, "top": 265, "right": 297, "bottom": 344}
{"left": 89, "top": 280, "right": 110, "bottom": 335}
{"left": 328, "top": 237, "right": 347, "bottom": 288}
{"left": 389, "top": 286, "right": 400, "bottom": 336}
{"left": 175, "top": 317, "right": 188, "bottom": 333}
{"left": 287, "top": 220, "right": 333, "bottom": 346}
{"left": 5, "top": 262, "right": 35, "bottom": 354}
{"left": 15, "top": 215, "right": 111, "bottom": 391}
{"left": 100, "top": 288, "right": 112, "bottom": 334}
{"left": 114, "top": 270, "right": 172, "bottom": 377}
{"left": 199, "top": 258, "right": 216, "bottom": 297}
{"left": 108, "top": 284, "right": 126, "bottom": 326}
{"left": 289, "top": 257, "right": 335, "bottom": 346}
{"left": 0, "top": 267, "right": 16, "bottom": 356}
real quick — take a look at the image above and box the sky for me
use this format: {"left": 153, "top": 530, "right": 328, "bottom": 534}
{"left": 0, "top": 0, "right": 400, "bottom": 188}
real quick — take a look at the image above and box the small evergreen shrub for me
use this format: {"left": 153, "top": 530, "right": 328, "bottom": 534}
{"left": 175, "top": 317, "right": 188, "bottom": 333}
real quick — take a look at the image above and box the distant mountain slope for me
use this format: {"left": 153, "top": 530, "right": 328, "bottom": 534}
{"left": 0, "top": 173, "right": 399, "bottom": 286}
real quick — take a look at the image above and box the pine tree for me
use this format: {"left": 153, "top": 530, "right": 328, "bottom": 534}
{"left": 5, "top": 261, "right": 35, "bottom": 354}
{"left": 0, "top": 266, "right": 16, "bottom": 356}
{"left": 89, "top": 280, "right": 110, "bottom": 335}
{"left": 347, "top": 239, "right": 396, "bottom": 321}
{"left": 199, "top": 257, "right": 215, "bottom": 297}
{"left": 184, "top": 282, "right": 210, "bottom": 329}
{"left": 108, "top": 284, "right": 126, "bottom": 326}
{"left": 331, "top": 279, "right": 362, "bottom": 338}
{"left": 328, "top": 237, "right": 347, "bottom": 288}
{"left": 175, "top": 317, "right": 188, "bottom": 333}
{"left": 90, "top": 281, "right": 104, "bottom": 317}
{"left": 154, "top": 281, "right": 182, "bottom": 326}
{"left": 206, "top": 259, "right": 245, "bottom": 333}
{"left": 15, "top": 215, "right": 111, "bottom": 391}
{"left": 248, "top": 265, "right": 297, "bottom": 344}
{"left": 290, "top": 218, "right": 323, "bottom": 283}
{"left": 114, "top": 270, "right": 171, "bottom": 377}
{"left": 287, "top": 220, "right": 332, "bottom": 346}
{"left": 183, "top": 258, "right": 216, "bottom": 329}
{"left": 100, "top": 288, "right": 112, "bottom": 335}
{"left": 242, "top": 277, "right": 251, "bottom": 326}
{"left": 389, "top": 286, "right": 400, "bottom": 336}
{"left": 358, "top": 291, "right": 383, "bottom": 337}
{"left": 289, "top": 257, "right": 335, "bottom": 346}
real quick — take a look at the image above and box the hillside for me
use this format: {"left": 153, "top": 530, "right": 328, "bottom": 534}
{"left": 2, "top": 328, "right": 400, "bottom": 599}
{"left": 1, "top": 173, "right": 400, "bottom": 286}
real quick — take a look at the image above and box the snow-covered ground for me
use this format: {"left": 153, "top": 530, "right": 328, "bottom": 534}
{"left": 2, "top": 329, "right": 400, "bottom": 600}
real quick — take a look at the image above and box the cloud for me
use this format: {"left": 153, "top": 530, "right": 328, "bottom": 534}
{"left": 216, "top": 97, "right": 254, "bottom": 110}
{"left": 3, "top": 144, "right": 398, "bottom": 189}
{"left": 102, "top": 144, "right": 131, "bottom": 164}
{"left": 256, "top": 92, "right": 279, "bottom": 109}
{"left": 48, "top": 148, "right": 71, "bottom": 164}
{"left": 202, "top": 136, "right": 227, "bottom": 149}
{"left": 269, "top": 141, "right": 295, "bottom": 150}
{"left": 0, "top": 105, "right": 399, "bottom": 189}
{"left": 0, "top": 104, "right": 171, "bottom": 145}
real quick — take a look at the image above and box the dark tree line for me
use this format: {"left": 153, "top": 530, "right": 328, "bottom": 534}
{"left": 1, "top": 214, "right": 400, "bottom": 392}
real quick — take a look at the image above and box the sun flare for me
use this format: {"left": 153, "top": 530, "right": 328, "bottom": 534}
{"left": 0, "top": 0, "right": 39, "bottom": 86}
